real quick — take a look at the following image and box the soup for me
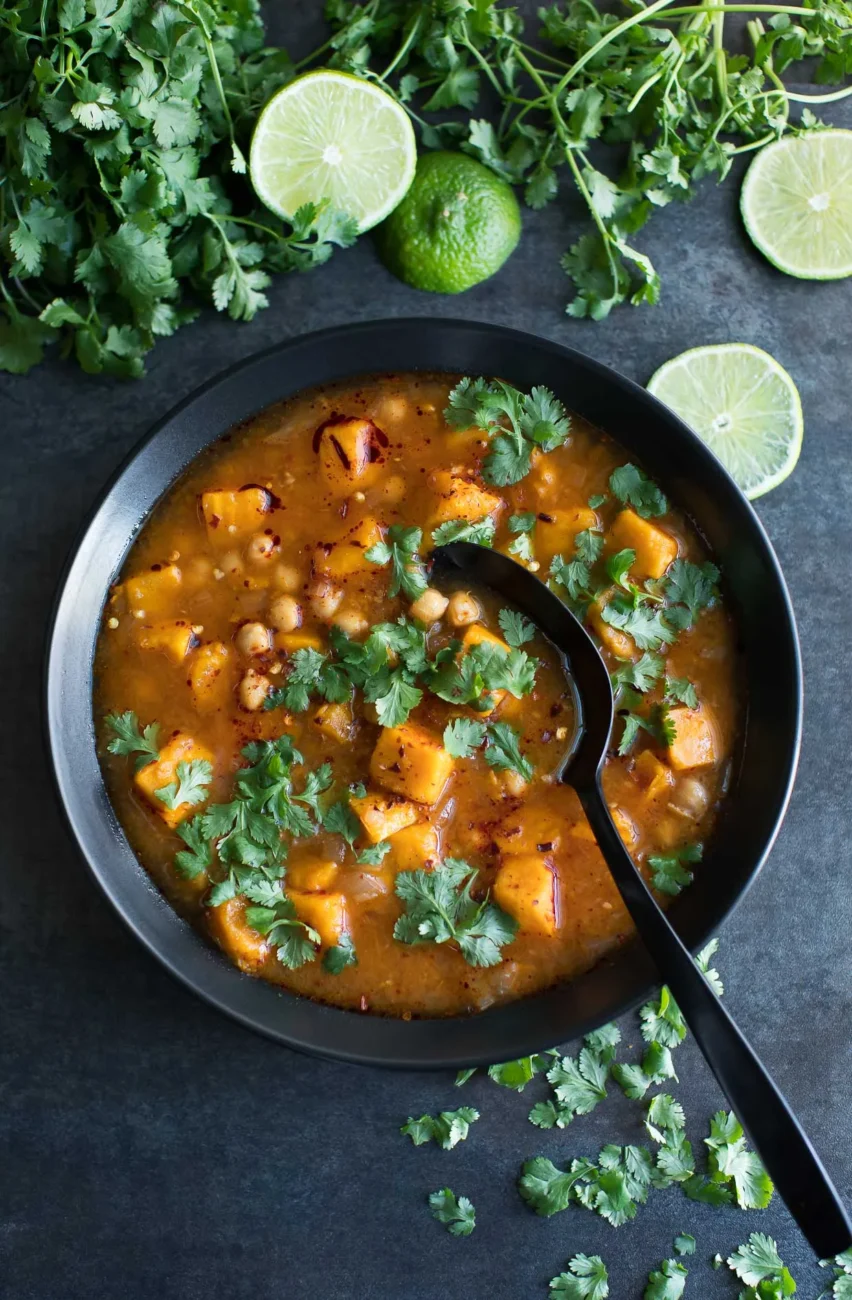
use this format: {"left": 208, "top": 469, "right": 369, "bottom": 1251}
{"left": 94, "top": 373, "right": 739, "bottom": 1017}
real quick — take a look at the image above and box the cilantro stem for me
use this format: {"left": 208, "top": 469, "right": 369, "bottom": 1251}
{"left": 380, "top": 11, "right": 426, "bottom": 81}
{"left": 552, "top": 0, "right": 682, "bottom": 93}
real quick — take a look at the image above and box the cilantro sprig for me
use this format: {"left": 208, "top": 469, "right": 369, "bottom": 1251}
{"left": 394, "top": 858, "right": 517, "bottom": 968}
{"left": 428, "top": 1187, "right": 476, "bottom": 1237}
{"left": 402, "top": 1107, "right": 479, "bottom": 1150}
{"left": 365, "top": 525, "right": 428, "bottom": 600}
{"left": 105, "top": 710, "right": 160, "bottom": 770}
{"left": 445, "top": 378, "right": 570, "bottom": 486}
{"left": 443, "top": 717, "right": 533, "bottom": 781}
{"left": 549, "top": 1254, "right": 610, "bottom": 1299}
{"left": 154, "top": 759, "right": 213, "bottom": 811}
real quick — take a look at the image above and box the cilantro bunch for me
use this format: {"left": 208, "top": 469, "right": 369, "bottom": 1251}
{"left": 323, "top": 0, "right": 852, "bottom": 320}
{"left": 0, "top": 0, "right": 356, "bottom": 376}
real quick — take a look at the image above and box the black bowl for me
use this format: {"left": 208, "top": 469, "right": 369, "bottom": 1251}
{"left": 46, "top": 319, "right": 801, "bottom": 1068}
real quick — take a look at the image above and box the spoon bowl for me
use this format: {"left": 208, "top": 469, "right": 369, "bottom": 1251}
{"left": 432, "top": 541, "right": 852, "bottom": 1260}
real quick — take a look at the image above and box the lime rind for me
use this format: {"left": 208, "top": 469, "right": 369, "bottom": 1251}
{"left": 647, "top": 343, "right": 803, "bottom": 500}
{"left": 741, "top": 130, "right": 852, "bottom": 281}
{"left": 249, "top": 70, "right": 417, "bottom": 232}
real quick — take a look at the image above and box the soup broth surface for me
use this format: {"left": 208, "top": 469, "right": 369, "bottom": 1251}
{"left": 95, "top": 373, "right": 739, "bottom": 1016}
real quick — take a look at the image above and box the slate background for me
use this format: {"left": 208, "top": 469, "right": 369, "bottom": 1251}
{"left": 2, "top": 3, "right": 851, "bottom": 1297}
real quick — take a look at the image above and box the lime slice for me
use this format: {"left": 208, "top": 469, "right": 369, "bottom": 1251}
{"left": 741, "top": 129, "right": 852, "bottom": 280}
{"left": 647, "top": 344, "right": 803, "bottom": 499}
{"left": 249, "top": 70, "right": 416, "bottom": 232}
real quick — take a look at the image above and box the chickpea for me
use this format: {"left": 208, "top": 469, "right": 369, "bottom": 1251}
{"left": 410, "top": 587, "right": 449, "bottom": 625}
{"left": 247, "top": 531, "right": 279, "bottom": 565}
{"left": 670, "top": 777, "right": 709, "bottom": 819}
{"left": 235, "top": 621, "right": 272, "bottom": 657}
{"left": 184, "top": 555, "right": 214, "bottom": 589}
{"left": 239, "top": 669, "right": 270, "bottom": 711}
{"left": 221, "top": 549, "right": 244, "bottom": 580}
{"left": 447, "top": 590, "right": 481, "bottom": 627}
{"left": 375, "top": 474, "right": 406, "bottom": 505}
{"left": 373, "top": 394, "right": 408, "bottom": 425}
{"left": 501, "top": 769, "right": 528, "bottom": 798}
{"left": 309, "top": 579, "right": 344, "bottom": 622}
{"left": 333, "top": 609, "right": 369, "bottom": 638}
{"left": 272, "top": 562, "right": 302, "bottom": 593}
{"left": 268, "top": 594, "right": 302, "bottom": 633}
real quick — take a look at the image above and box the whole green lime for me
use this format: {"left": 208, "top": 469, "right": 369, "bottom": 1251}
{"left": 377, "top": 151, "right": 521, "bottom": 293}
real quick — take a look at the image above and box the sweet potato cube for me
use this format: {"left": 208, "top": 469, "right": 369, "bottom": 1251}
{"left": 208, "top": 898, "right": 269, "bottom": 971}
{"left": 124, "top": 564, "right": 182, "bottom": 616}
{"left": 536, "top": 507, "right": 599, "bottom": 564}
{"left": 311, "top": 701, "right": 353, "bottom": 743}
{"left": 314, "top": 516, "right": 384, "bottom": 579}
{"left": 389, "top": 821, "right": 440, "bottom": 871}
{"left": 606, "top": 509, "right": 678, "bottom": 581}
{"left": 291, "top": 891, "right": 348, "bottom": 947}
{"left": 317, "top": 418, "right": 382, "bottom": 496}
{"left": 286, "top": 859, "right": 339, "bottom": 893}
{"left": 350, "top": 791, "right": 421, "bottom": 844}
{"left": 137, "top": 621, "right": 197, "bottom": 663}
{"left": 133, "top": 733, "right": 213, "bottom": 829}
{"left": 493, "top": 854, "right": 558, "bottom": 936}
{"left": 189, "top": 641, "right": 232, "bottom": 710}
{"left": 276, "top": 631, "right": 324, "bottom": 655}
{"left": 666, "top": 705, "right": 717, "bottom": 771}
{"left": 588, "top": 600, "right": 633, "bottom": 660}
{"left": 632, "top": 750, "right": 675, "bottom": 800}
{"left": 428, "top": 471, "right": 504, "bottom": 528}
{"left": 201, "top": 487, "right": 273, "bottom": 541}
{"left": 370, "top": 724, "right": 455, "bottom": 805}
{"left": 493, "top": 804, "right": 563, "bottom": 855}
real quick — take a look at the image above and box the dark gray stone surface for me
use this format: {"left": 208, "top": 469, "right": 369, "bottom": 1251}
{"left": 2, "top": 5, "right": 851, "bottom": 1297}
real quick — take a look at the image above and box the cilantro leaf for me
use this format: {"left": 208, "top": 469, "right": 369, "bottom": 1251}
{"left": 601, "top": 597, "right": 673, "bottom": 651}
{"left": 444, "top": 378, "right": 570, "bottom": 486}
{"left": 727, "top": 1233, "right": 794, "bottom": 1289}
{"left": 394, "top": 859, "right": 517, "bottom": 967}
{"left": 508, "top": 512, "right": 536, "bottom": 562}
{"left": 519, "top": 1157, "right": 587, "bottom": 1216}
{"left": 401, "top": 1107, "right": 479, "bottom": 1150}
{"left": 674, "top": 1235, "right": 696, "bottom": 1257}
{"left": 356, "top": 841, "right": 390, "bottom": 866}
{"left": 432, "top": 516, "right": 496, "bottom": 547}
{"left": 649, "top": 842, "right": 703, "bottom": 896}
{"left": 443, "top": 718, "right": 487, "bottom": 758}
{"left": 267, "top": 648, "right": 349, "bottom": 714}
{"left": 498, "top": 608, "right": 536, "bottom": 646}
{"left": 549, "top": 1253, "right": 610, "bottom": 1299}
{"left": 664, "top": 560, "right": 719, "bottom": 625}
{"left": 323, "top": 798, "right": 362, "bottom": 849}
{"left": 665, "top": 676, "right": 699, "bottom": 708}
{"left": 612, "top": 652, "right": 665, "bottom": 693}
{"left": 245, "top": 894, "right": 319, "bottom": 969}
{"left": 644, "top": 1259, "right": 687, "bottom": 1300}
{"left": 609, "top": 464, "right": 668, "bottom": 518}
{"left": 487, "top": 1052, "right": 557, "bottom": 1091}
{"left": 365, "top": 524, "right": 428, "bottom": 600}
{"left": 705, "top": 1111, "right": 774, "bottom": 1209}
{"left": 155, "top": 759, "right": 213, "bottom": 811}
{"left": 323, "top": 934, "right": 358, "bottom": 974}
{"left": 428, "top": 1187, "right": 476, "bottom": 1237}
{"left": 105, "top": 710, "right": 160, "bottom": 770}
{"left": 606, "top": 548, "right": 635, "bottom": 589}
{"left": 174, "top": 814, "right": 212, "bottom": 879}
{"left": 483, "top": 722, "right": 533, "bottom": 781}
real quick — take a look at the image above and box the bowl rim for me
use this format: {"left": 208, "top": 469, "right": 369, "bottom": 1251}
{"left": 45, "top": 317, "right": 802, "bottom": 1068}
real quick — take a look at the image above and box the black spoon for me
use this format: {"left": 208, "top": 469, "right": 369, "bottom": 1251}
{"left": 433, "top": 541, "right": 852, "bottom": 1260}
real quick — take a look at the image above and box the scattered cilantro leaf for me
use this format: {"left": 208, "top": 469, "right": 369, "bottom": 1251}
{"left": 609, "top": 465, "right": 668, "bottom": 519}
{"left": 488, "top": 1052, "right": 557, "bottom": 1092}
{"left": 663, "top": 561, "right": 720, "bottom": 627}
{"left": 365, "top": 524, "right": 428, "bottom": 600}
{"left": 432, "top": 516, "right": 496, "bottom": 547}
{"left": 674, "top": 1234, "right": 696, "bottom": 1257}
{"left": 665, "top": 676, "right": 699, "bottom": 709}
{"left": 644, "top": 1258, "right": 687, "bottom": 1300}
{"left": 155, "top": 759, "right": 213, "bottom": 811}
{"left": 498, "top": 608, "right": 536, "bottom": 647}
{"left": 443, "top": 717, "right": 488, "bottom": 758}
{"left": 727, "top": 1233, "right": 796, "bottom": 1293}
{"left": 323, "top": 933, "right": 358, "bottom": 974}
{"left": 105, "top": 711, "right": 160, "bottom": 770}
{"left": 401, "top": 1107, "right": 479, "bottom": 1150}
{"left": 245, "top": 893, "right": 319, "bottom": 969}
{"left": 428, "top": 1187, "right": 476, "bottom": 1237}
{"left": 174, "top": 815, "right": 212, "bottom": 880}
{"left": 649, "top": 843, "right": 703, "bottom": 897}
{"left": 445, "top": 379, "right": 570, "bottom": 486}
{"left": 606, "top": 548, "right": 636, "bottom": 590}
{"left": 483, "top": 721, "right": 533, "bottom": 781}
{"left": 356, "top": 841, "right": 390, "bottom": 866}
{"left": 549, "top": 1253, "right": 609, "bottom": 1299}
{"left": 612, "top": 653, "right": 665, "bottom": 694}
{"left": 394, "top": 858, "right": 517, "bottom": 968}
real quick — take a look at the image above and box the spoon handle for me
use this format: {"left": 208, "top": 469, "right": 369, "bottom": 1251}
{"left": 578, "top": 783, "right": 852, "bottom": 1260}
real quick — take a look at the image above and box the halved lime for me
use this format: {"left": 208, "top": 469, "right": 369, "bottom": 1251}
{"left": 741, "top": 129, "right": 852, "bottom": 280}
{"left": 647, "top": 344, "right": 803, "bottom": 499}
{"left": 249, "top": 70, "right": 417, "bottom": 232}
